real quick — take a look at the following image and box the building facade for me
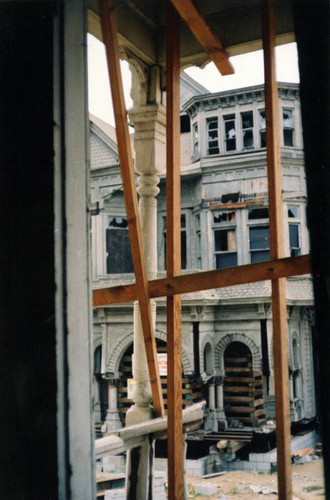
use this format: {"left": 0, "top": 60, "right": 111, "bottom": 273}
{"left": 90, "top": 78, "right": 315, "bottom": 436}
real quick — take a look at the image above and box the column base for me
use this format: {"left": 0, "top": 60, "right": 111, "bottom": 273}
{"left": 102, "top": 410, "right": 122, "bottom": 433}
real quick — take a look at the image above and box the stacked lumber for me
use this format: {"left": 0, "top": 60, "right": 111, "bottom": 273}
{"left": 224, "top": 356, "right": 266, "bottom": 427}
{"left": 117, "top": 350, "right": 203, "bottom": 424}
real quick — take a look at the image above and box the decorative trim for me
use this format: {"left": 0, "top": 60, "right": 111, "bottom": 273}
{"left": 107, "top": 329, "right": 193, "bottom": 376}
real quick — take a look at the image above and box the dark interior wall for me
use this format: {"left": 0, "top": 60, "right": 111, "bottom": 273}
{"left": 0, "top": 3, "right": 58, "bottom": 498}
{"left": 294, "top": 0, "right": 330, "bottom": 495}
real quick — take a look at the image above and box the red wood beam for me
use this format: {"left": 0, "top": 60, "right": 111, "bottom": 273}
{"left": 166, "top": 3, "right": 184, "bottom": 498}
{"left": 93, "top": 254, "right": 311, "bottom": 306}
{"left": 98, "top": 0, "right": 164, "bottom": 417}
{"left": 170, "top": 0, "right": 234, "bottom": 76}
{"left": 262, "top": 0, "right": 292, "bottom": 497}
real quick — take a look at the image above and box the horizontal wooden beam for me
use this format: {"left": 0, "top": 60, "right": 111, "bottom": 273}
{"left": 93, "top": 254, "right": 311, "bottom": 306}
{"left": 170, "top": 0, "right": 234, "bottom": 76}
{"left": 95, "top": 402, "right": 206, "bottom": 459}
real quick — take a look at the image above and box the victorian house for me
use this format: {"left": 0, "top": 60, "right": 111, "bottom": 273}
{"left": 90, "top": 74, "right": 315, "bottom": 442}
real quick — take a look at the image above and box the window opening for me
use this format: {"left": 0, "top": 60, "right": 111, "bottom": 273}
{"left": 207, "top": 117, "right": 219, "bottom": 155}
{"left": 283, "top": 108, "right": 294, "bottom": 146}
{"left": 248, "top": 208, "right": 270, "bottom": 263}
{"left": 224, "top": 342, "right": 266, "bottom": 426}
{"left": 224, "top": 114, "right": 236, "bottom": 151}
{"left": 94, "top": 346, "right": 108, "bottom": 422}
{"left": 180, "top": 114, "right": 190, "bottom": 133}
{"left": 195, "top": 214, "right": 202, "bottom": 269}
{"left": 241, "top": 111, "right": 254, "bottom": 148}
{"left": 213, "top": 210, "right": 237, "bottom": 268}
{"left": 288, "top": 205, "right": 301, "bottom": 256}
{"left": 259, "top": 109, "right": 266, "bottom": 148}
{"left": 249, "top": 226, "right": 270, "bottom": 263}
{"left": 292, "top": 339, "right": 300, "bottom": 399}
{"left": 106, "top": 216, "right": 134, "bottom": 273}
{"left": 193, "top": 122, "right": 199, "bottom": 154}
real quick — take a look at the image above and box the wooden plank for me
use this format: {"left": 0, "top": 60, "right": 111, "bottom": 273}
{"left": 262, "top": 1, "right": 292, "bottom": 497}
{"left": 224, "top": 396, "right": 254, "bottom": 403}
{"left": 225, "top": 367, "right": 252, "bottom": 373}
{"left": 93, "top": 253, "right": 311, "bottom": 306}
{"left": 225, "top": 357, "right": 250, "bottom": 364}
{"left": 166, "top": 4, "right": 183, "bottom": 500}
{"left": 227, "top": 407, "right": 255, "bottom": 415}
{"left": 98, "top": 0, "right": 164, "bottom": 418}
{"left": 170, "top": 0, "right": 234, "bottom": 76}
{"left": 210, "top": 200, "right": 264, "bottom": 210}
{"left": 254, "top": 398, "right": 265, "bottom": 407}
{"left": 224, "top": 386, "right": 254, "bottom": 393}
{"left": 224, "top": 376, "right": 254, "bottom": 384}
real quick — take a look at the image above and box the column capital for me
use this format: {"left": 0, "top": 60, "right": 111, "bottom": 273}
{"left": 129, "top": 104, "right": 166, "bottom": 175}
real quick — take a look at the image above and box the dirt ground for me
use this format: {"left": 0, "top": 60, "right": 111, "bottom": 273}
{"left": 185, "top": 458, "right": 325, "bottom": 499}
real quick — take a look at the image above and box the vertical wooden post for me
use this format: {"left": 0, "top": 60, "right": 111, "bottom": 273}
{"left": 262, "top": 1, "right": 292, "bottom": 498}
{"left": 98, "top": 0, "right": 164, "bottom": 417}
{"left": 166, "top": 2, "right": 183, "bottom": 499}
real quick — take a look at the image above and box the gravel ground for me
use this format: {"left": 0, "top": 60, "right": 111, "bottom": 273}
{"left": 184, "top": 458, "right": 325, "bottom": 499}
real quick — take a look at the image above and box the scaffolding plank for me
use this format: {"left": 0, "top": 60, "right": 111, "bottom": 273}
{"left": 166, "top": 3, "right": 183, "bottom": 500}
{"left": 93, "top": 253, "right": 311, "bottom": 306}
{"left": 170, "top": 0, "right": 234, "bottom": 76}
{"left": 98, "top": 0, "right": 164, "bottom": 417}
{"left": 262, "top": 0, "right": 292, "bottom": 497}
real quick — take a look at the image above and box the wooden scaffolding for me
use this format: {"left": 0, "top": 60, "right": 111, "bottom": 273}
{"left": 94, "top": 0, "right": 311, "bottom": 498}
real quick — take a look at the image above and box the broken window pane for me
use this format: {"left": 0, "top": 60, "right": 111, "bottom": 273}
{"left": 207, "top": 117, "right": 219, "bottom": 155}
{"left": 213, "top": 211, "right": 236, "bottom": 223}
{"left": 241, "top": 111, "right": 254, "bottom": 148}
{"left": 214, "top": 228, "right": 237, "bottom": 268}
{"left": 283, "top": 108, "right": 294, "bottom": 146}
{"left": 259, "top": 109, "right": 266, "bottom": 147}
{"left": 288, "top": 205, "right": 299, "bottom": 218}
{"left": 248, "top": 207, "right": 269, "bottom": 220}
{"left": 224, "top": 114, "right": 236, "bottom": 151}
{"left": 193, "top": 122, "right": 199, "bottom": 153}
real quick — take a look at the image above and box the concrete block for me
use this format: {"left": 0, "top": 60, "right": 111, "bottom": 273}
{"left": 195, "top": 482, "right": 218, "bottom": 496}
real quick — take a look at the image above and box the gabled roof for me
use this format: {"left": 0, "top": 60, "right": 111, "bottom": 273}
{"left": 180, "top": 71, "right": 210, "bottom": 108}
{"left": 90, "top": 114, "right": 119, "bottom": 170}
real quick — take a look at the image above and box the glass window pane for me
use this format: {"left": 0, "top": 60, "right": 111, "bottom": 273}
{"left": 289, "top": 224, "right": 299, "bottom": 248}
{"left": 106, "top": 228, "right": 134, "bottom": 273}
{"left": 283, "top": 109, "right": 294, "bottom": 127}
{"left": 249, "top": 226, "right": 270, "bottom": 250}
{"left": 288, "top": 205, "right": 299, "bottom": 218}
{"left": 216, "top": 252, "right": 237, "bottom": 269}
{"left": 259, "top": 110, "right": 266, "bottom": 129}
{"left": 251, "top": 250, "right": 270, "bottom": 263}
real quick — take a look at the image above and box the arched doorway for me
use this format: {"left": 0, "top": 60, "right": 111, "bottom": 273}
{"left": 223, "top": 341, "right": 266, "bottom": 427}
{"left": 116, "top": 339, "right": 203, "bottom": 424}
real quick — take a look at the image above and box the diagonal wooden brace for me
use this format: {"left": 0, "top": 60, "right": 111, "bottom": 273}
{"left": 98, "top": 0, "right": 164, "bottom": 417}
{"left": 170, "top": 0, "right": 234, "bottom": 76}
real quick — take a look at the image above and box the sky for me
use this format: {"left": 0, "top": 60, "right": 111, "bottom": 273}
{"left": 87, "top": 34, "right": 299, "bottom": 126}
